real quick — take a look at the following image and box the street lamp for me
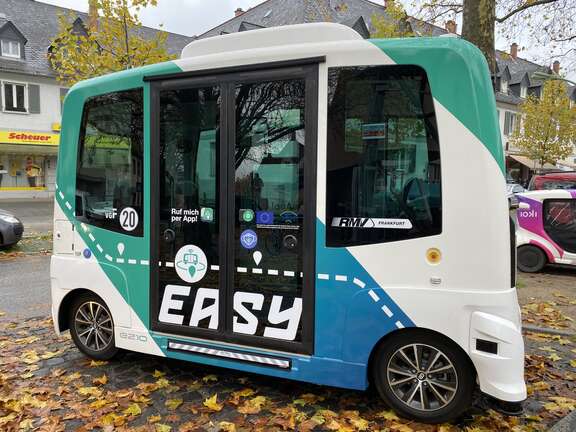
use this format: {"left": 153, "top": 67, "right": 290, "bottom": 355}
{"left": 531, "top": 71, "right": 576, "bottom": 86}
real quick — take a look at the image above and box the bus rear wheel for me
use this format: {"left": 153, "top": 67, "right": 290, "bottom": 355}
{"left": 69, "top": 293, "right": 119, "bottom": 360}
{"left": 372, "top": 331, "right": 474, "bottom": 424}
{"left": 517, "top": 245, "right": 547, "bottom": 273}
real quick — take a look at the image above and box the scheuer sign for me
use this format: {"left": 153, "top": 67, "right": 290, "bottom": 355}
{"left": 332, "top": 217, "right": 413, "bottom": 229}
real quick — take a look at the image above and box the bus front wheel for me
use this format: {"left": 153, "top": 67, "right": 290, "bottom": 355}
{"left": 517, "top": 245, "right": 547, "bottom": 273}
{"left": 372, "top": 331, "right": 474, "bottom": 423}
{"left": 69, "top": 293, "right": 119, "bottom": 360}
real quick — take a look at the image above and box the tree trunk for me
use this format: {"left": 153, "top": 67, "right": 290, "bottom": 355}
{"left": 462, "top": 0, "right": 496, "bottom": 75}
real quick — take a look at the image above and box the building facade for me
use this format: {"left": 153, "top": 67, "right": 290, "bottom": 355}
{"left": 0, "top": 0, "right": 192, "bottom": 199}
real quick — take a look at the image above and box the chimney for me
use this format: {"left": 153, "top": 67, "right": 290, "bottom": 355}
{"left": 445, "top": 20, "right": 457, "bottom": 34}
{"left": 235, "top": 8, "right": 244, "bottom": 17}
{"left": 553, "top": 60, "right": 560, "bottom": 75}
{"left": 510, "top": 43, "right": 518, "bottom": 59}
{"left": 88, "top": 0, "right": 98, "bottom": 31}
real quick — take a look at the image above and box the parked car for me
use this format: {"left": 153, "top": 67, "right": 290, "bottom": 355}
{"left": 506, "top": 183, "right": 525, "bottom": 208}
{"left": 528, "top": 172, "right": 576, "bottom": 191}
{"left": 0, "top": 209, "right": 24, "bottom": 248}
{"left": 515, "top": 189, "right": 576, "bottom": 272}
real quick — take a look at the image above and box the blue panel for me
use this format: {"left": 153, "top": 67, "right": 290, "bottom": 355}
{"left": 314, "top": 219, "right": 415, "bottom": 363}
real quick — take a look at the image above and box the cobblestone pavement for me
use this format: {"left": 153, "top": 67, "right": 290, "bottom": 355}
{"left": 0, "top": 313, "right": 574, "bottom": 431}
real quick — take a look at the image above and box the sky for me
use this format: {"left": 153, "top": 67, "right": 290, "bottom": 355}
{"left": 39, "top": 0, "right": 264, "bottom": 37}
{"left": 38, "top": 0, "right": 574, "bottom": 79}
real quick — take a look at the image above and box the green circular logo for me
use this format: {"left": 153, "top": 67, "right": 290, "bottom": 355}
{"left": 242, "top": 209, "right": 254, "bottom": 222}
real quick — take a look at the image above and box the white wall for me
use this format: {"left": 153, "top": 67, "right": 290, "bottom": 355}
{"left": 0, "top": 72, "right": 63, "bottom": 132}
{"left": 496, "top": 101, "right": 520, "bottom": 153}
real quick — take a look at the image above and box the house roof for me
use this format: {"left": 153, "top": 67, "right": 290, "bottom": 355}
{"left": 199, "top": 0, "right": 388, "bottom": 39}
{"left": 0, "top": 0, "right": 193, "bottom": 78}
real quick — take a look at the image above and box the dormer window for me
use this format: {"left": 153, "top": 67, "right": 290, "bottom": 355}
{"left": 1, "top": 39, "right": 21, "bottom": 58}
{"left": 520, "top": 85, "right": 527, "bottom": 98}
{"left": 500, "top": 79, "right": 508, "bottom": 94}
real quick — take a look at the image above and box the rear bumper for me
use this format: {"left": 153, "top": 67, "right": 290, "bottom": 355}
{"left": 470, "top": 311, "right": 527, "bottom": 402}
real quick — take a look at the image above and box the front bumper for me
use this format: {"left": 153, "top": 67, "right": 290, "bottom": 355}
{"left": 470, "top": 310, "right": 527, "bottom": 402}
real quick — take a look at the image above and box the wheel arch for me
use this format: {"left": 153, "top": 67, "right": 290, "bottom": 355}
{"left": 519, "top": 242, "right": 552, "bottom": 263}
{"left": 366, "top": 327, "right": 478, "bottom": 386}
{"left": 56, "top": 288, "right": 107, "bottom": 332}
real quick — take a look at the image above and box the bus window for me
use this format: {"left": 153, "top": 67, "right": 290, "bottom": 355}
{"left": 76, "top": 89, "right": 144, "bottom": 236}
{"left": 326, "top": 65, "right": 441, "bottom": 247}
{"left": 158, "top": 86, "right": 221, "bottom": 330}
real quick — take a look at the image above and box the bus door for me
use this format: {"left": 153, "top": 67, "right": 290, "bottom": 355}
{"left": 150, "top": 62, "right": 318, "bottom": 354}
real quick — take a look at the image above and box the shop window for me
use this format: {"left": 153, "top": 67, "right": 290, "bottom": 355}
{"left": 1, "top": 40, "right": 21, "bottom": 58}
{"left": 3, "top": 82, "right": 27, "bottom": 113}
{"left": 326, "top": 65, "right": 442, "bottom": 247}
{"left": 76, "top": 89, "right": 144, "bottom": 237}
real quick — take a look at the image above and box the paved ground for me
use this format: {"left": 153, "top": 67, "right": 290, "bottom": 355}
{"left": 0, "top": 199, "right": 53, "bottom": 234}
{"left": 0, "top": 256, "right": 574, "bottom": 431}
{"left": 0, "top": 255, "right": 51, "bottom": 319}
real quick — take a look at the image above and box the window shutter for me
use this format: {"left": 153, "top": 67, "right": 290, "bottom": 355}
{"left": 28, "top": 84, "right": 40, "bottom": 113}
{"left": 504, "top": 112, "right": 511, "bottom": 135}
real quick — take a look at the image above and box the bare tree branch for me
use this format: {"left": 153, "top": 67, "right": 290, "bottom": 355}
{"left": 496, "top": 0, "right": 559, "bottom": 23}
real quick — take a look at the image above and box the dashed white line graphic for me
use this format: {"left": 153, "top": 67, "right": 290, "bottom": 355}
{"left": 56, "top": 184, "right": 407, "bottom": 328}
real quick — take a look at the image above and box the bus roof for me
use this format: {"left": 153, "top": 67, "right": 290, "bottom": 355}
{"left": 181, "top": 23, "right": 362, "bottom": 59}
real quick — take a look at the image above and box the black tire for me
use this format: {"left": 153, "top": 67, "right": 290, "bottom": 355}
{"left": 372, "top": 331, "right": 475, "bottom": 424}
{"left": 69, "top": 293, "right": 119, "bottom": 360}
{"left": 517, "top": 245, "right": 547, "bottom": 273}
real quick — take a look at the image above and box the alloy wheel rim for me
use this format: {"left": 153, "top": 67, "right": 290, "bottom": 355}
{"left": 386, "top": 343, "right": 458, "bottom": 412}
{"left": 74, "top": 301, "right": 113, "bottom": 351}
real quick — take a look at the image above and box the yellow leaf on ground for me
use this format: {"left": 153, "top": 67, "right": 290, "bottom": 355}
{"left": 78, "top": 386, "right": 103, "bottom": 398}
{"left": 40, "top": 350, "right": 64, "bottom": 359}
{"left": 90, "top": 399, "right": 110, "bottom": 409}
{"left": 389, "top": 423, "right": 414, "bottom": 432}
{"left": 204, "top": 394, "right": 223, "bottom": 412}
{"left": 202, "top": 374, "right": 218, "bottom": 383}
{"left": 89, "top": 360, "right": 108, "bottom": 367}
{"left": 19, "top": 418, "right": 34, "bottom": 430}
{"left": 124, "top": 403, "right": 142, "bottom": 416}
{"left": 238, "top": 395, "right": 267, "bottom": 414}
{"left": 62, "top": 372, "right": 82, "bottom": 383}
{"left": 156, "top": 378, "right": 170, "bottom": 389}
{"left": 376, "top": 410, "right": 400, "bottom": 421}
{"left": 148, "top": 415, "right": 161, "bottom": 423}
{"left": 21, "top": 350, "right": 40, "bottom": 364}
{"left": 549, "top": 353, "right": 562, "bottom": 362}
{"left": 219, "top": 421, "right": 236, "bottom": 432}
{"left": 93, "top": 374, "right": 108, "bottom": 385}
{"left": 153, "top": 370, "right": 166, "bottom": 378}
{"left": 0, "top": 413, "right": 17, "bottom": 426}
{"left": 165, "top": 398, "right": 183, "bottom": 410}
{"left": 155, "top": 423, "right": 171, "bottom": 432}
{"left": 570, "top": 359, "right": 576, "bottom": 368}
{"left": 101, "top": 413, "right": 121, "bottom": 426}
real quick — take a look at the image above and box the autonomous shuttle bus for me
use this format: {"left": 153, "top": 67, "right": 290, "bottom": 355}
{"left": 51, "top": 24, "right": 526, "bottom": 422}
{"left": 516, "top": 189, "right": 576, "bottom": 272}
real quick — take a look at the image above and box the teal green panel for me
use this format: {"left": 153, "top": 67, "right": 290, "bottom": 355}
{"left": 56, "top": 61, "right": 183, "bottom": 328}
{"left": 370, "top": 37, "right": 505, "bottom": 175}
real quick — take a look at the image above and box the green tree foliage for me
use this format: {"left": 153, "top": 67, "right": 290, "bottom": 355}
{"left": 511, "top": 80, "right": 576, "bottom": 168}
{"left": 372, "top": 0, "right": 414, "bottom": 38}
{"left": 49, "top": 0, "right": 175, "bottom": 86}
